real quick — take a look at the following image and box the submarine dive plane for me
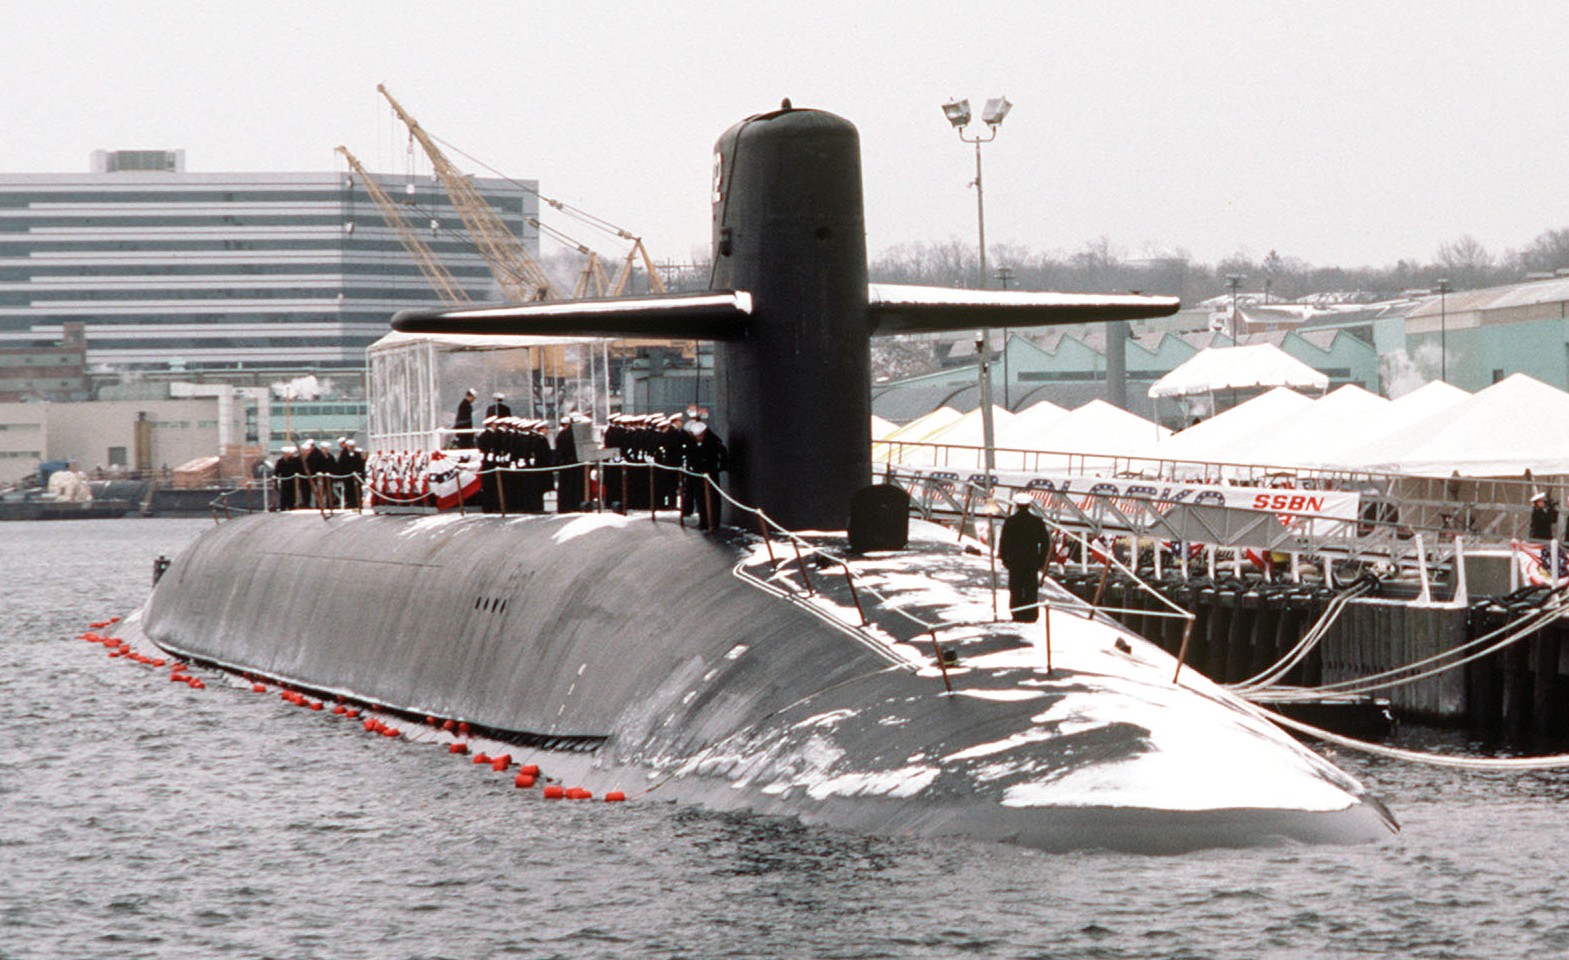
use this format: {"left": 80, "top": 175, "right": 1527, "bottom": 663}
{"left": 129, "top": 103, "right": 1397, "bottom": 852}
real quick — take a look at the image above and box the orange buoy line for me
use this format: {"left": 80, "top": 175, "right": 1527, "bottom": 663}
{"left": 74, "top": 617, "right": 633, "bottom": 804}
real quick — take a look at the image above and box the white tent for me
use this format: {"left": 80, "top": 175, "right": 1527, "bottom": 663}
{"left": 870, "top": 414, "right": 899, "bottom": 441}
{"left": 911, "top": 406, "right": 1018, "bottom": 468}
{"left": 1147, "top": 344, "right": 1328, "bottom": 398}
{"left": 1018, "top": 400, "right": 1171, "bottom": 472}
{"left": 874, "top": 405, "right": 963, "bottom": 463}
{"left": 995, "top": 399, "right": 1071, "bottom": 469}
{"left": 1240, "top": 384, "right": 1393, "bottom": 469}
{"left": 1343, "top": 374, "right": 1569, "bottom": 477}
{"left": 1322, "top": 381, "right": 1470, "bottom": 469}
{"left": 1131, "top": 386, "right": 1313, "bottom": 469}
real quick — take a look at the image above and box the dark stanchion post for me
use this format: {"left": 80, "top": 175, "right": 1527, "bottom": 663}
{"left": 1092, "top": 545, "right": 1113, "bottom": 607}
{"left": 1042, "top": 600, "right": 1053, "bottom": 673}
{"left": 703, "top": 479, "right": 716, "bottom": 532}
{"left": 791, "top": 537, "right": 815, "bottom": 595}
{"left": 928, "top": 630, "right": 954, "bottom": 693}
{"left": 841, "top": 561, "right": 869, "bottom": 626}
{"left": 755, "top": 510, "right": 777, "bottom": 565}
{"left": 497, "top": 466, "right": 508, "bottom": 516}
{"left": 620, "top": 467, "right": 629, "bottom": 516}
{"left": 1172, "top": 618, "right": 1196, "bottom": 684}
{"left": 649, "top": 464, "right": 657, "bottom": 523}
{"left": 989, "top": 513, "right": 999, "bottom": 622}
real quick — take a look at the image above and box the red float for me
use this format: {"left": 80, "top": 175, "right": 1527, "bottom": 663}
{"left": 542, "top": 785, "right": 565, "bottom": 799}
{"left": 604, "top": 791, "right": 627, "bottom": 802}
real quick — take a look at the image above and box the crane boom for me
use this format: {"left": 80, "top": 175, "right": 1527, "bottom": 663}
{"left": 336, "top": 146, "right": 471, "bottom": 305}
{"left": 609, "top": 236, "right": 668, "bottom": 296}
{"left": 378, "top": 83, "right": 554, "bottom": 302}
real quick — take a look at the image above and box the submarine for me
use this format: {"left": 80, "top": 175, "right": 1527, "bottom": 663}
{"left": 129, "top": 103, "right": 1397, "bottom": 852}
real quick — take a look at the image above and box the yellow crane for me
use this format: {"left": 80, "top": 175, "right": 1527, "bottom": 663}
{"left": 335, "top": 145, "right": 472, "bottom": 305}
{"left": 378, "top": 83, "right": 554, "bottom": 302}
{"left": 540, "top": 196, "right": 668, "bottom": 297}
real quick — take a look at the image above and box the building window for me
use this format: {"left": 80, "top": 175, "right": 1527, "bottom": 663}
{"left": 108, "top": 446, "right": 128, "bottom": 467}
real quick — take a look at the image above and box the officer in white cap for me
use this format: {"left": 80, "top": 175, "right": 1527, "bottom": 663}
{"left": 998, "top": 491, "right": 1052, "bottom": 623}
{"left": 1530, "top": 490, "right": 1558, "bottom": 541}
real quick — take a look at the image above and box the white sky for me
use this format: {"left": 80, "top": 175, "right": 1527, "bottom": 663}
{"left": 5, "top": 1, "right": 1566, "bottom": 272}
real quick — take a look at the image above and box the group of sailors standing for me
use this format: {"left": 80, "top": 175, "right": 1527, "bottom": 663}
{"left": 463, "top": 390, "right": 728, "bottom": 529}
{"left": 476, "top": 414, "right": 563, "bottom": 514}
{"left": 600, "top": 409, "right": 727, "bottom": 530}
{"left": 271, "top": 437, "right": 366, "bottom": 511}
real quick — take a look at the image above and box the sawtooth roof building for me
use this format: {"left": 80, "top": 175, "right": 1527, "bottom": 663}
{"left": 0, "top": 149, "right": 537, "bottom": 374}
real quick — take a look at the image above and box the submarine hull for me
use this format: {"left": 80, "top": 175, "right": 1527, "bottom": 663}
{"left": 138, "top": 512, "right": 1395, "bottom": 853}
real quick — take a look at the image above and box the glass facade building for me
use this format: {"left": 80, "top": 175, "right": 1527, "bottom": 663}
{"left": 0, "top": 150, "right": 538, "bottom": 373}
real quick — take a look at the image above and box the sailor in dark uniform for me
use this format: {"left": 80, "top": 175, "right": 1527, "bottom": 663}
{"left": 684, "top": 419, "right": 728, "bottom": 531}
{"left": 477, "top": 416, "right": 501, "bottom": 512}
{"left": 554, "top": 415, "right": 587, "bottom": 513}
{"left": 337, "top": 438, "right": 366, "bottom": 509}
{"left": 998, "top": 492, "right": 1052, "bottom": 623}
{"left": 1530, "top": 491, "right": 1558, "bottom": 541}
{"left": 303, "top": 438, "right": 334, "bottom": 509}
{"left": 486, "top": 392, "right": 512, "bottom": 420}
{"left": 654, "top": 416, "right": 684, "bottom": 509}
{"left": 452, "top": 388, "right": 477, "bottom": 448}
{"left": 273, "top": 445, "right": 301, "bottom": 511}
{"left": 509, "top": 419, "right": 544, "bottom": 513}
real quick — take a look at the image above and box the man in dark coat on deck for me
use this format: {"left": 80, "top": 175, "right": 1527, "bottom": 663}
{"left": 336, "top": 438, "right": 366, "bottom": 509}
{"left": 554, "top": 415, "right": 588, "bottom": 513}
{"left": 998, "top": 492, "right": 1052, "bottom": 623}
{"left": 684, "top": 419, "right": 728, "bottom": 531}
{"left": 1530, "top": 491, "right": 1558, "bottom": 541}
{"left": 452, "top": 388, "right": 476, "bottom": 448}
{"left": 273, "top": 445, "right": 301, "bottom": 511}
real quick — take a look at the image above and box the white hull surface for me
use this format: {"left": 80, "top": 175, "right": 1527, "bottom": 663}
{"left": 135, "top": 512, "right": 1396, "bottom": 852}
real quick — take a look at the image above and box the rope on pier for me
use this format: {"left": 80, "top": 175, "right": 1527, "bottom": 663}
{"left": 1245, "top": 591, "right": 1569, "bottom": 702}
{"left": 1265, "top": 708, "right": 1569, "bottom": 771}
{"left": 1229, "top": 579, "right": 1374, "bottom": 694}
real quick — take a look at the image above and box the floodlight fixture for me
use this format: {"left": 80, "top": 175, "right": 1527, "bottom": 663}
{"left": 942, "top": 98, "right": 972, "bottom": 128}
{"left": 982, "top": 96, "right": 1012, "bottom": 127}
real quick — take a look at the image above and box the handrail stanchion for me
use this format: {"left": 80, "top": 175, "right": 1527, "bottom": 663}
{"left": 1092, "top": 545, "right": 1113, "bottom": 607}
{"left": 755, "top": 509, "right": 778, "bottom": 565}
{"left": 1172, "top": 617, "right": 1196, "bottom": 684}
{"left": 791, "top": 537, "right": 815, "bottom": 595}
{"left": 989, "top": 510, "right": 1000, "bottom": 622}
{"left": 928, "top": 629, "right": 953, "bottom": 693}
{"left": 1042, "top": 599, "right": 1053, "bottom": 673}
{"left": 839, "top": 560, "right": 869, "bottom": 626}
{"left": 620, "top": 466, "right": 629, "bottom": 516}
{"left": 957, "top": 484, "right": 975, "bottom": 542}
{"left": 649, "top": 463, "right": 658, "bottom": 522}
{"left": 703, "top": 478, "right": 716, "bottom": 532}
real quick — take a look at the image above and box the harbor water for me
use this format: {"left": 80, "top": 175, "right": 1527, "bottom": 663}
{"left": 5, "top": 519, "right": 1569, "bottom": 960}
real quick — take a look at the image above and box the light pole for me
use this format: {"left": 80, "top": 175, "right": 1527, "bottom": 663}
{"left": 996, "top": 266, "right": 1014, "bottom": 408}
{"left": 1435, "top": 278, "right": 1452, "bottom": 384}
{"left": 1225, "top": 274, "right": 1245, "bottom": 344}
{"left": 943, "top": 96, "right": 1012, "bottom": 475}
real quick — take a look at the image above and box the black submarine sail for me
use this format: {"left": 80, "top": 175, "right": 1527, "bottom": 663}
{"left": 127, "top": 104, "right": 1397, "bottom": 852}
{"left": 391, "top": 103, "right": 1180, "bottom": 530}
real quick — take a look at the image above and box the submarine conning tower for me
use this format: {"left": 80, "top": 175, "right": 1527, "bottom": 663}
{"left": 390, "top": 102, "right": 1181, "bottom": 532}
{"left": 709, "top": 107, "right": 871, "bottom": 530}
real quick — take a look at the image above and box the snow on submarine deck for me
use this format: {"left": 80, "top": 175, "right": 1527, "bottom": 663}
{"left": 133, "top": 510, "right": 1397, "bottom": 853}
